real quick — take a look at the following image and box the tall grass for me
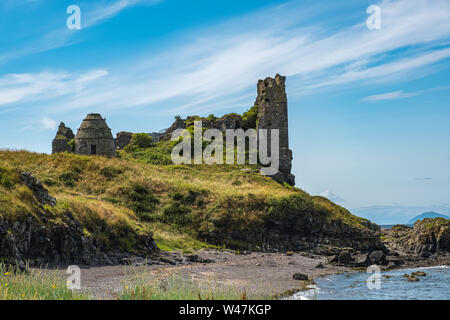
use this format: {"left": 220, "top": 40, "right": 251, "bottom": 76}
{"left": 119, "top": 273, "right": 274, "bottom": 300}
{"left": 0, "top": 150, "right": 374, "bottom": 253}
{"left": 0, "top": 264, "right": 89, "bottom": 300}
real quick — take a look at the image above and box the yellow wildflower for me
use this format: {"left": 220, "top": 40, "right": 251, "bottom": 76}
{"left": 4, "top": 272, "right": 10, "bottom": 276}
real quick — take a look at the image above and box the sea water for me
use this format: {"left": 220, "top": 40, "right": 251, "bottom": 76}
{"left": 291, "top": 266, "right": 449, "bottom": 300}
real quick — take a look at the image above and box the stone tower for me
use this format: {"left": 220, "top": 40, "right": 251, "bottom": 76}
{"left": 52, "top": 122, "right": 75, "bottom": 154}
{"left": 74, "top": 113, "right": 116, "bottom": 156}
{"left": 255, "top": 74, "right": 295, "bottom": 186}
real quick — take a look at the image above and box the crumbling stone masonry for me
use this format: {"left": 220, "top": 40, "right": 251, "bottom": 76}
{"left": 51, "top": 75, "right": 295, "bottom": 185}
{"left": 255, "top": 74, "right": 295, "bottom": 186}
{"left": 52, "top": 122, "right": 75, "bottom": 154}
{"left": 115, "top": 131, "right": 133, "bottom": 150}
{"left": 74, "top": 113, "right": 116, "bottom": 156}
{"left": 159, "top": 74, "right": 295, "bottom": 186}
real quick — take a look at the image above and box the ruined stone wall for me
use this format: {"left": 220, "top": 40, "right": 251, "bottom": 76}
{"left": 115, "top": 132, "right": 133, "bottom": 150}
{"left": 255, "top": 74, "right": 295, "bottom": 186}
{"left": 158, "top": 74, "right": 295, "bottom": 185}
{"left": 52, "top": 122, "right": 75, "bottom": 154}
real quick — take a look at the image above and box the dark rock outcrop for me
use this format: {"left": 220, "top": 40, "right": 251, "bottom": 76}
{"left": 369, "top": 250, "right": 387, "bottom": 265}
{"left": 0, "top": 173, "right": 158, "bottom": 267}
{"left": 160, "top": 118, "right": 186, "bottom": 141}
{"left": 293, "top": 273, "right": 309, "bottom": 281}
{"left": 19, "top": 172, "right": 56, "bottom": 206}
{"left": 382, "top": 218, "right": 450, "bottom": 254}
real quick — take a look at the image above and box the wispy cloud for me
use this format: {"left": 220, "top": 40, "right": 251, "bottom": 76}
{"left": 361, "top": 84, "right": 450, "bottom": 102}
{"left": 0, "top": 0, "right": 162, "bottom": 63}
{"left": 0, "top": 70, "right": 109, "bottom": 107}
{"left": 362, "top": 90, "right": 418, "bottom": 102}
{"left": 414, "top": 177, "right": 433, "bottom": 181}
{"left": 2, "top": 0, "right": 450, "bottom": 116}
{"left": 84, "top": 0, "right": 163, "bottom": 28}
{"left": 60, "top": 0, "right": 450, "bottom": 114}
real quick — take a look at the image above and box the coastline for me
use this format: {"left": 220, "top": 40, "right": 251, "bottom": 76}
{"left": 39, "top": 250, "right": 449, "bottom": 299}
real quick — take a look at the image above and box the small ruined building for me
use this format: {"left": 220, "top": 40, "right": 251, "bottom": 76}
{"left": 52, "top": 122, "right": 75, "bottom": 154}
{"left": 52, "top": 113, "right": 115, "bottom": 156}
{"left": 75, "top": 113, "right": 116, "bottom": 156}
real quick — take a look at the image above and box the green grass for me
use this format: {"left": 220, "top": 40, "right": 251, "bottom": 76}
{"left": 0, "top": 150, "right": 378, "bottom": 253}
{"left": 0, "top": 264, "right": 89, "bottom": 300}
{"left": 119, "top": 273, "right": 273, "bottom": 300}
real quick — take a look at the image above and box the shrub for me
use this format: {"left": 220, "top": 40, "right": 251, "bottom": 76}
{"left": 0, "top": 167, "right": 15, "bottom": 189}
{"left": 128, "top": 184, "right": 159, "bottom": 221}
{"left": 68, "top": 139, "right": 75, "bottom": 152}
{"left": 59, "top": 172, "right": 76, "bottom": 187}
{"left": 163, "top": 201, "right": 192, "bottom": 226}
{"left": 100, "top": 166, "right": 123, "bottom": 179}
{"left": 242, "top": 105, "right": 259, "bottom": 129}
{"left": 124, "top": 133, "right": 154, "bottom": 152}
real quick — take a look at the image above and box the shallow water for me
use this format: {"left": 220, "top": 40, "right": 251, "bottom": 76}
{"left": 292, "top": 266, "right": 449, "bottom": 300}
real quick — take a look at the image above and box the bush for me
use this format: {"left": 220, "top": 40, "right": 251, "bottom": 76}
{"left": 0, "top": 167, "right": 15, "bottom": 189}
{"left": 59, "top": 172, "right": 77, "bottom": 187}
{"left": 68, "top": 139, "right": 75, "bottom": 152}
{"left": 100, "top": 167, "right": 123, "bottom": 179}
{"left": 124, "top": 133, "right": 154, "bottom": 152}
{"left": 128, "top": 184, "right": 159, "bottom": 221}
{"left": 163, "top": 201, "right": 192, "bottom": 226}
{"left": 242, "top": 105, "right": 259, "bottom": 129}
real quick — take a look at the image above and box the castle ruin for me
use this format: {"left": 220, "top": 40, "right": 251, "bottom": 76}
{"left": 52, "top": 122, "right": 75, "bottom": 154}
{"left": 255, "top": 74, "right": 295, "bottom": 186}
{"left": 51, "top": 75, "right": 295, "bottom": 185}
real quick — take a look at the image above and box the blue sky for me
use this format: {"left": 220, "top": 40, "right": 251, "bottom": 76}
{"left": 0, "top": 0, "right": 449, "bottom": 222}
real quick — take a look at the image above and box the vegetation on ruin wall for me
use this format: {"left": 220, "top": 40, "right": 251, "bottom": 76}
{"left": 120, "top": 106, "right": 262, "bottom": 167}
{"left": 0, "top": 149, "right": 374, "bottom": 252}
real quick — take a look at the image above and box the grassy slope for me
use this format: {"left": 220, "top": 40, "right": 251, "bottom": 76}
{"left": 0, "top": 150, "right": 376, "bottom": 253}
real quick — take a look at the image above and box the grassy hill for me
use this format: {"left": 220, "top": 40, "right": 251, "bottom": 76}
{"left": 0, "top": 149, "right": 384, "bottom": 265}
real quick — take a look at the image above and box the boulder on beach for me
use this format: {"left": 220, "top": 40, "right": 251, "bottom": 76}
{"left": 293, "top": 273, "right": 309, "bottom": 281}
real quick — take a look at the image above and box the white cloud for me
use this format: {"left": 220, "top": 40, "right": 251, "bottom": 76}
{"left": 361, "top": 84, "right": 450, "bottom": 102}
{"left": 84, "top": 0, "right": 163, "bottom": 28}
{"left": 361, "top": 90, "right": 418, "bottom": 102}
{"left": 54, "top": 0, "right": 450, "bottom": 114}
{"left": 0, "top": 0, "right": 163, "bottom": 64}
{"left": 41, "top": 117, "right": 57, "bottom": 130}
{"left": 2, "top": 0, "right": 450, "bottom": 116}
{"left": 319, "top": 190, "right": 345, "bottom": 203}
{"left": 0, "top": 70, "right": 108, "bottom": 107}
